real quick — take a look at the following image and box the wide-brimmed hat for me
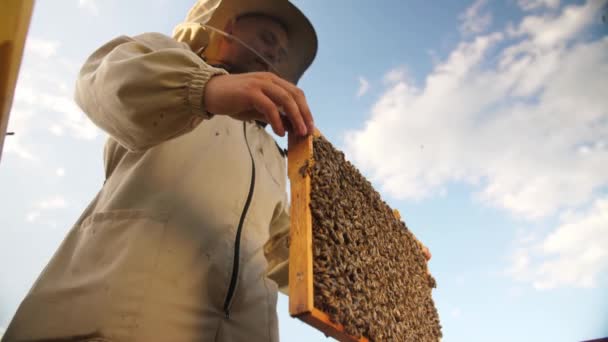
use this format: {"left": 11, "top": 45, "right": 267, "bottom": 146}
{"left": 173, "top": 0, "right": 318, "bottom": 83}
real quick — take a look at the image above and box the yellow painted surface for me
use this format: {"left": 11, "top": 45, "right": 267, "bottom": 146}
{"left": 0, "top": 0, "right": 34, "bottom": 162}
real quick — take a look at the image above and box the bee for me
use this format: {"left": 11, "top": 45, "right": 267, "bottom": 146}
{"left": 298, "top": 159, "right": 310, "bottom": 178}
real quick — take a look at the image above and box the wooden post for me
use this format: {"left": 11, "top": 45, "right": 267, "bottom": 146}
{"left": 0, "top": 0, "right": 35, "bottom": 163}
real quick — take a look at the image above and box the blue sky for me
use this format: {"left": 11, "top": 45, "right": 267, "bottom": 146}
{"left": 1, "top": 0, "right": 607, "bottom": 341}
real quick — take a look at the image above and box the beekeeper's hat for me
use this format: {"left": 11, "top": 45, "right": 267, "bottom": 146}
{"left": 173, "top": 0, "right": 318, "bottom": 83}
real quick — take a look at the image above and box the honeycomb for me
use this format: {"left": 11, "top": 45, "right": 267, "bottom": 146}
{"left": 309, "top": 135, "right": 442, "bottom": 341}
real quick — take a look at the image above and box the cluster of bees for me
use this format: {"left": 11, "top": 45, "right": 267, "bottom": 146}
{"left": 309, "top": 136, "right": 442, "bottom": 341}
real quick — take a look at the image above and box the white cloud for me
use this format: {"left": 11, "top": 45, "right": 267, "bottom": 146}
{"left": 3, "top": 107, "right": 38, "bottom": 161}
{"left": 344, "top": 1, "right": 608, "bottom": 220}
{"left": 506, "top": 197, "right": 608, "bottom": 289}
{"left": 24, "top": 196, "right": 68, "bottom": 223}
{"left": 39, "top": 196, "right": 67, "bottom": 209}
{"left": 518, "top": 0, "right": 560, "bottom": 11}
{"left": 357, "top": 76, "right": 370, "bottom": 97}
{"left": 459, "top": 0, "right": 492, "bottom": 35}
{"left": 26, "top": 211, "right": 40, "bottom": 223}
{"left": 56, "top": 168, "right": 65, "bottom": 177}
{"left": 383, "top": 67, "right": 410, "bottom": 85}
{"left": 5, "top": 36, "right": 101, "bottom": 161}
{"left": 16, "top": 83, "right": 99, "bottom": 141}
{"left": 25, "top": 38, "right": 60, "bottom": 59}
{"left": 49, "top": 124, "right": 64, "bottom": 136}
{"left": 78, "top": 0, "right": 99, "bottom": 15}
{"left": 511, "top": 0, "right": 604, "bottom": 47}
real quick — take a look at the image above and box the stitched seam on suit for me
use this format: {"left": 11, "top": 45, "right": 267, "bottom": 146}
{"left": 128, "top": 214, "right": 171, "bottom": 340}
{"left": 212, "top": 316, "right": 222, "bottom": 342}
{"left": 263, "top": 276, "right": 272, "bottom": 341}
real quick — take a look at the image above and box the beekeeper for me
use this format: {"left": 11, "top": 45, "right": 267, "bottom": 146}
{"left": 3, "top": 0, "right": 316, "bottom": 340}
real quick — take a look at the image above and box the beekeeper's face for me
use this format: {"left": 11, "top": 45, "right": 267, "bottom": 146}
{"left": 218, "top": 14, "right": 289, "bottom": 75}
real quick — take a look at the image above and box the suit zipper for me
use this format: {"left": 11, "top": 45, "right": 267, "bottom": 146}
{"left": 223, "top": 121, "right": 256, "bottom": 318}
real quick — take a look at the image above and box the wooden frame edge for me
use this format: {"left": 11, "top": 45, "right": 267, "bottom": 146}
{"left": 296, "top": 308, "right": 369, "bottom": 342}
{"left": 288, "top": 132, "right": 314, "bottom": 316}
{"left": 0, "top": 0, "right": 35, "bottom": 163}
{"left": 288, "top": 130, "right": 371, "bottom": 341}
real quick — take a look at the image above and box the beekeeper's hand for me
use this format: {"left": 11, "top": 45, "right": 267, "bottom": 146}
{"left": 420, "top": 243, "right": 431, "bottom": 261}
{"left": 204, "top": 72, "right": 314, "bottom": 137}
{"left": 418, "top": 241, "right": 433, "bottom": 278}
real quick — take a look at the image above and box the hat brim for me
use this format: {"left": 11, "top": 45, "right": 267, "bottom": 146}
{"left": 205, "top": 0, "right": 317, "bottom": 83}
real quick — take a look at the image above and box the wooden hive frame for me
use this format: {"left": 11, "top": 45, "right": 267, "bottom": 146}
{"left": 287, "top": 129, "right": 370, "bottom": 342}
{"left": 0, "top": 0, "right": 35, "bottom": 163}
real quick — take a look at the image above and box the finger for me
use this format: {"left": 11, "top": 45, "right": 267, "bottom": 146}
{"left": 251, "top": 91, "right": 285, "bottom": 136}
{"left": 423, "top": 246, "right": 432, "bottom": 261}
{"left": 261, "top": 82, "right": 307, "bottom": 136}
{"left": 231, "top": 109, "right": 263, "bottom": 122}
{"left": 280, "top": 114, "right": 294, "bottom": 133}
{"left": 263, "top": 83, "right": 305, "bottom": 136}
{"left": 413, "top": 236, "right": 431, "bottom": 261}
{"left": 271, "top": 76, "right": 315, "bottom": 134}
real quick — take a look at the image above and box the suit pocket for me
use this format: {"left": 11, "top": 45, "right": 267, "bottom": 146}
{"left": 75, "top": 209, "right": 170, "bottom": 299}
{"left": 5, "top": 210, "right": 171, "bottom": 341}
{"left": 70, "top": 210, "right": 170, "bottom": 335}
